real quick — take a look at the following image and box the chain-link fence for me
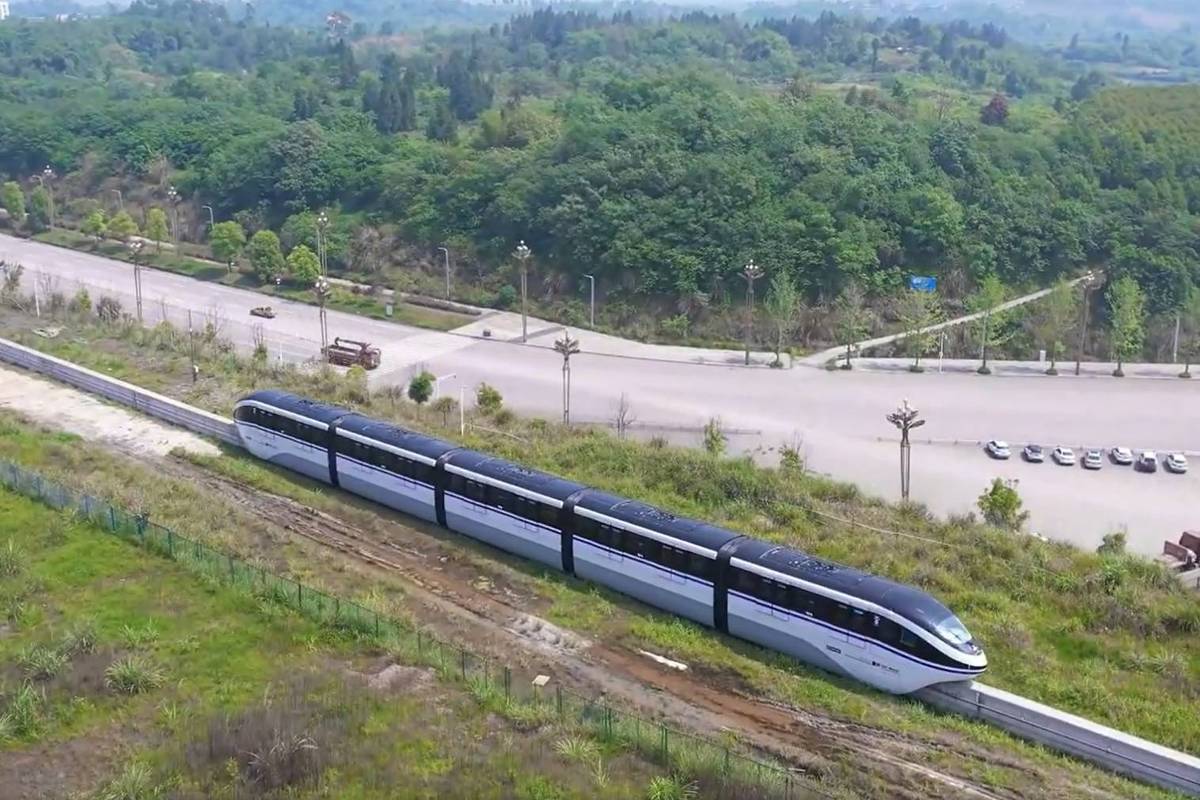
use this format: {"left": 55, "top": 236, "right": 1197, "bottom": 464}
{"left": 8, "top": 265, "right": 322, "bottom": 365}
{"left": 0, "top": 458, "right": 833, "bottom": 800}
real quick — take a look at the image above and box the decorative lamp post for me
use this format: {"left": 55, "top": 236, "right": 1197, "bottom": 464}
{"left": 514, "top": 240, "right": 532, "bottom": 343}
{"left": 39, "top": 166, "right": 56, "bottom": 228}
{"left": 314, "top": 276, "right": 331, "bottom": 356}
{"left": 166, "top": 185, "right": 180, "bottom": 247}
{"left": 129, "top": 239, "right": 145, "bottom": 323}
{"left": 1074, "top": 271, "right": 1100, "bottom": 377}
{"left": 742, "top": 259, "right": 764, "bottom": 366}
{"left": 554, "top": 327, "right": 581, "bottom": 426}
{"left": 886, "top": 399, "right": 925, "bottom": 501}
{"left": 437, "top": 246, "right": 451, "bottom": 300}
{"left": 316, "top": 211, "right": 330, "bottom": 278}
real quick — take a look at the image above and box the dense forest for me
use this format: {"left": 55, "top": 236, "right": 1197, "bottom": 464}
{"left": 0, "top": 0, "right": 1198, "bottom": 351}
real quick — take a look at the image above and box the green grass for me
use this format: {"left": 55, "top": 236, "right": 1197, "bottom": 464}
{"left": 0, "top": 481, "right": 669, "bottom": 799}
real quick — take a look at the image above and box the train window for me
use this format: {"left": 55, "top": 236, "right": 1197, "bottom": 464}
{"left": 875, "top": 617, "right": 902, "bottom": 646}
{"left": 829, "top": 604, "right": 851, "bottom": 629}
{"left": 538, "top": 503, "right": 559, "bottom": 528}
{"left": 848, "top": 608, "right": 873, "bottom": 637}
{"left": 899, "top": 628, "right": 920, "bottom": 651}
{"left": 447, "top": 474, "right": 466, "bottom": 495}
{"left": 732, "top": 568, "right": 761, "bottom": 597}
{"left": 411, "top": 462, "right": 434, "bottom": 484}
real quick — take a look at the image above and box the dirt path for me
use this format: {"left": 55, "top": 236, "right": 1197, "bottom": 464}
{"left": 0, "top": 366, "right": 218, "bottom": 458}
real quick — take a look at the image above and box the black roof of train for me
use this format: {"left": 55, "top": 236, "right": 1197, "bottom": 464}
{"left": 238, "top": 390, "right": 350, "bottom": 426}
{"left": 447, "top": 451, "right": 587, "bottom": 500}
{"left": 730, "top": 538, "right": 955, "bottom": 633}
{"left": 575, "top": 491, "right": 740, "bottom": 553}
{"left": 337, "top": 415, "right": 459, "bottom": 461}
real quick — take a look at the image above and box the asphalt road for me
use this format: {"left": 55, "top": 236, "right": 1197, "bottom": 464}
{"left": 3, "top": 234, "right": 1197, "bottom": 556}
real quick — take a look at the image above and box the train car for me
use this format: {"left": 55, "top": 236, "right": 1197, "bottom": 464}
{"left": 441, "top": 452, "right": 586, "bottom": 570}
{"left": 570, "top": 492, "right": 734, "bottom": 627}
{"left": 724, "top": 539, "right": 986, "bottom": 694}
{"left": 333, "top": 415, "right": 457, "bottom": 524}
{"left": 232, "top": 390, "right": 987, "bottom": 693}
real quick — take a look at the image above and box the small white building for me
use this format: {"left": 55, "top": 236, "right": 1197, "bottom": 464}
{"left": 0, "top": 2, "right": 10, "bottom": 22}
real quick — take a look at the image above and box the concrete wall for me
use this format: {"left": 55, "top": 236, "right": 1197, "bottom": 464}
{"left": 0, "top": 335, "right": 1197, "bottom": 797}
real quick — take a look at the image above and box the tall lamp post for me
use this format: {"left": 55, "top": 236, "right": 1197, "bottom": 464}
{"left": 129, "top": 240, "right": 145, "bottom": 323}
{"left": 437, "top": 246, "right": 451, "bottom": 300}
{"left": 554, "top": 327, "right": 581, "bottom": 425}
{"left": 37, "top": 166, "right": 55, "bottom": 228}
{"left": 316, "top": 211, "right": 330, "bottom": 278}
{"left": 741, "top": 259, "right": 764, "bottom": 366}
{"left": 514, "top": 240, "right": 531, "bottom": 343}
{"left": 201, "top": 205, "right": 215, "bottom": 233}
{"left": 1074, "top": 271, "right": 1099, "bottom": 377}
{"left": 583, "top": 274, "right": 596, "bottom": 328}
{"left": 886, "top": 399, "right": 925, "bottom": 501}
{"left": 166, "top": 185, "right": 180, "bottom": 248}
{"left": 314, "top": 276, "right": 331, "bottom": 356}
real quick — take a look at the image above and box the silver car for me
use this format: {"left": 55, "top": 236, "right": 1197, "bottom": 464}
{"left": 1164, "top": 453, "right": 1188, "bottom": 474}
{"left": 1109, "top": 447, "right": 1133, "bottom": 466}
{"left": 1082, "top": 450, "right": 1103, "bottom": 470}
{"left": 1052, "top": 447, "right": 1076, "bottom": 466}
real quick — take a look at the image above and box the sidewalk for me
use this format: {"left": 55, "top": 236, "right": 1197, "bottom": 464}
{"left": 847, "top": 357, "right": 1197, "bottom": 381}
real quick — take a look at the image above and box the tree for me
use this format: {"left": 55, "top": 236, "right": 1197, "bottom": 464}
{"left": 980, "top": 93, "right": 1009, "bottom": 126}
{"left": 248, "top": 230, "right": 286, "bottom": 283}
{"left": 475, "top": 382, "right": 503, "bottom": 414}
{"left": 1028, "top": 280, "right": 1076, "bottom": 375}
{"left": 27, "top": 187, "right": 50, "bottom": 233}
{"left": 977, "top": 478, "right": 1029, "bottom": 530}
{"left": 967, "top": 275, "right": 1007, "bottom": 374}
{"left": 210, "top": 221, "right": 247, "bottom": 266}
{"left": 1107, "top": 275, "right": 1146, "bottom": 377}
{"left": 898, "top": 289, "right": 942, "bottom": 372}
{"left": 763, "top": 272, "right": 799, "bottom": 366}
{"left": 0, "top": 182, "right": 25, "bottom": 225}
{"left": 348, "top": 226, "right": 387, "bottom": 275}
{"left": 107, "top": 211, "right": 139, "bottom": 242}
{"left": 834, "top": 282, "right": 869, "bottom": 369}
{"left": 144, "top": 208, "right": 169, "bottom": 252}
{"left": 431, "top": 396, "right": 458, "bottom": 427}
{"left": 81, "top": 210, "right": 108, "bottom": 246}
{"left": 426, "top": 99, "right": 458, "bottom": 142}
{"left": 408, "top": 370, "right": 435, "bottom": 408}
{"left": 286, "top": 244, "right": 321, "bottom": 284}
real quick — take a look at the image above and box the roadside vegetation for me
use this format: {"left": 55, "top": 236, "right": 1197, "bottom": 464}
{"left": 0, "top": 299, "right": 1194, "bottom": 787}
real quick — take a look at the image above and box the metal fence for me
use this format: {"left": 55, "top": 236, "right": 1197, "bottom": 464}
{"left": 0, "top": 459, "right": 830, "bottom": 800}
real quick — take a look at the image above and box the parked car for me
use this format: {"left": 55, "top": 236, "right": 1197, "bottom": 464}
{"left": 1082, "top": 450, "right": 1103, "bottom": 470}
{"left": 1109, "top": 446, "right": 1134, "bottom": 466}
{"left": 985, "top": 440, "right": 1011, "bottom": 460}
{"left": 1052, "top": 447, "right": 1076, "bottom": 466}
{"left": 1164, "top": 453, "right": 1189, "bottom": 474}
{"left": 1022, "top": 444, "right": 1045, "bottom": 463}
{"left": 1135, "top": 451, "right": 1159, "bottom": 473}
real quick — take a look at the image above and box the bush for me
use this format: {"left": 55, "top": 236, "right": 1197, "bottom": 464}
{"left": 494, "top": 284, "right": 517, "bottom": 309}
{"left": 68, "top": 287, "right": 92, "bottom": 315}
{"left": 702, "top": 417, "right": 726, "bottom": 457}
{"left": 976, "top": 478, "right": 1028, "bottom": 530}
{"left": 19, "top": 644, "right": 67, "bottom": 680}
{"left": 0, "top": 538, "right": 23, "bottom": 577}
{"left": 61, "top": 621, "right": 98, "bottom": 656}
{"left": 0, "top": 683, "right": 45, "bottom": 740}
{"left": 96, "top": 296, "right": 123, "bottom": 323}
{"left": 645, "top": 775, "right": 699, "bottom": 800}
{"left": 105, "top": 656, "right": 165, "bottom": 694}
{"left": 1097, "top": 530, "right": 1127, "bottom": 556}
{"left": 94, "top": 762, "right": 167, "bottom": 800}
{"left": 475, "top": 382, "right": 503, "bottom": 414}
{"left": 408, "top": 370, "right": 434, "bottom": 406}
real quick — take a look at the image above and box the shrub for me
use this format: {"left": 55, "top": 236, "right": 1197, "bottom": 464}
{"left": 1097, "top": 530, "right": 1126, "bottom": 556}
{"left": 408, "top": 370, "right": 434, "bottom": 406}
{"left": 0, "top": 538, "right": 23, "bottom": 577}
{"left": 494, "top": 284, "right": 517, "bottom": 309}
{"left": 976, "top": 478, "right": 1028, "bottom": 530}
{"left": 702, "top": 417, "right": 726, "bottom": 457}
{"left": 105, "top": 656, "right": 165, "bottom": 694}
{"left": 96, "top": 296, "right": 123, "bottom": 322}
{"left": 0, "top": 683, "right": 45, "bottom": 740}
{"left": 431, "top": 396, "right": 457, "bottom": 427}
{"left": 120, "top": 622, "right": 160, "bottom": 648}
{"left": 475, "top": 382, "right": 503, "bottom": 414}
{"left": 94, "top": 762, "right": 166, "bottom": 800}
{"left": 492, "top": 408, "right": 516, "bottom": 426}
{"left": 645, "top": 775, "right": 699, "bottom": 800}
{"left": 61, "top": 621, "right": 98, "bottom": 656}
{"left": 553, "top": 735, "right": 599, "bottom": 764}
{"left": 19, "top": 644, "right": 67, "bottom": 680}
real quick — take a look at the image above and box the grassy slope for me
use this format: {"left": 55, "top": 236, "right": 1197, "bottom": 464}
{"left": 0, "top": 460, "right": 658, "bottom": 799}
{"left": 0, "top": 310, "right": 1195, "bottom": 784}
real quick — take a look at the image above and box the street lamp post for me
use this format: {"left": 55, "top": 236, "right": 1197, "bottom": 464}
{"left": 433, "top": 372, "right": 456, "bottom": 399}
{"left": 39, "top": 166, "right": 55, "bottom": 228}
{"left": 129, "top": 240, "right": 145, "bottom": 323}
{"left": 741, "top": 259, "right": 764, "bottom": 366}
{"left": 316, "top": 211, "right": 330, "bottom": 278}
{"left": 1074, "top": 271, "right": 1099, "bottom": 377}
{"left": 437, "top": 246, "right": 451, "bottom": 300}
{"left": 314, "top": 277, "right": 331, "bottom": 356}
{"left": 112, "top": 189, "right": 123, "bottom": 212}
{"left": 886, "top": 399, "right": 925, "bottom": 501}
{"left": 201, "top": 205, "right": 215, "bottom": 232}
{"left": 166, "top": 185, "right": 180, "bottom": 248}
{"left": 514, "top": 240, "right": 532, "bottom": 343}
{"left": 584, "top": 274, "right": 596, "bottom": 328}
{"left": 554, "top": 328, "right": 581, "bottom": 425}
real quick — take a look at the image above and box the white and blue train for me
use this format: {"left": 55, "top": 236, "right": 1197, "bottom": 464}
{"left": 234, "top": 390, "right": 987, "bottom": 694}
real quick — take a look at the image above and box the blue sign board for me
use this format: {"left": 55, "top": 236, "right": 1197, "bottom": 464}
{"left": 909, "top": 276, "right": 937, "bottom": 293}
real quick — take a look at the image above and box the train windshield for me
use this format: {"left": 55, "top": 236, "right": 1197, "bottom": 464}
{"left": 934, "top": 614, "right": 974, "bottom": 647}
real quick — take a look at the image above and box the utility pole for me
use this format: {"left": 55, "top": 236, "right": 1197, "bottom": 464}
{"left": 129, "top": 240, "right": 145, "bottom": 323}
{"left": 584, "top": 274, "right": 596, "bottom": 328}
{"left": 742, "top": 259, "right": 764, "bottom": 366}
{"left": 1173, "top": 312, "right": 1181, "bottom": 364}
{"left": 514, "top": 240, "right": 531, "bottom": 343}
{"left": 554, "top": 328, "right": 581, "bottom": 425}
{"left": 886, "top": 399, "right": 925, "bottom": 501}
{"left": 187, "top": 309, "right": 198, "bottom": 382}
{"left": 437, "top": 246, "right": 451, "bottom": 299}
{"left": 1074, "top": 272, "right": 1098, "bottom": 376}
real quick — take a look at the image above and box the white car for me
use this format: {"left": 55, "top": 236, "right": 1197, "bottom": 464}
{"left": 985, "top": 440, "right": 1011, "bottom": 460}
{"left": 1082, "top": 450, "right": 1103, "bottom": 470}
{"left": 1052, "top": 447, "right": 1076, "bottom": 466}
{"left": 1164, "top": 453, "right": 1189, "bottom": 474}
{"left": 1109, "top": 447, "right": 1133, "bottom": 466}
